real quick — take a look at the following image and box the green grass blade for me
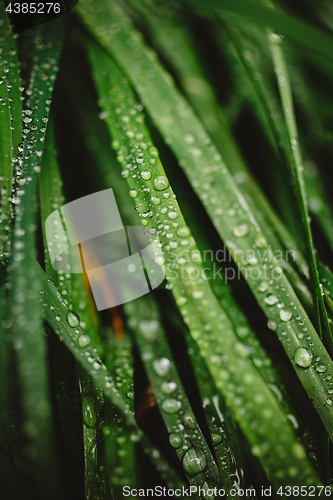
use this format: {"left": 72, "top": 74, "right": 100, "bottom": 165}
{"left": 0, "top": 5, "right": 22, "bottom": 258}
{"left": 268, "top": 32, "right": 332, "bottom": 353}
{"left": 125, "top": 295, "right": 225, "bottom": 496}
{"left": 132, "top": 4, "right": 312, "bottom": 309}
{"left": 7, "top": 21, "right": 63, "bottom": 494}
{"left": 219, "top": 18, "right": 331, "bottom": 356}
{"left": 81, "top": 31, "right": 321, "bottom": 489}
{"left": 103, "top": 330, "right": 138, "bottom": 497}
{"left": 39, "top": 123, "right": 108, "bottom": 499}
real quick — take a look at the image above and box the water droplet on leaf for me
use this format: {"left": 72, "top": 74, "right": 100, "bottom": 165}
{"left": 294, "top": 348, "right": 312, "bottom": 368}
{"left": 154, "top": 176, "right": 169, "bottom": 191}
{"left": 161, "top": 398, "right": 181, "bottom": 414}
{"left": 67, "top": 311, "right": 80, "bottom": 328}
{"left": 183, "top": 448, "right": 207, "bottom": 476}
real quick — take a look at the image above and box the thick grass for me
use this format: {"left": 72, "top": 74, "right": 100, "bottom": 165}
{"left": 2, "top": 0, "right": 333, "bottom": 498}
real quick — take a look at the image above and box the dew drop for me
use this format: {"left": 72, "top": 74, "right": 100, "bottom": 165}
{"left": 103, "top": 426, "right": 111, "bottom": 437}
{"left": 141, "top": 170, "right": 151, "bottom": 180}
{"left": 150, "top": 147, "right": 159, "bottom": 158}
{"left": 183, "top": 411, "right": 196, "bottom": 429}
{"left": 267, "top": 321, "right": 277, "bottom": 331}
{"left": 154, "top": 175, "right": 169, "bottom": 191}
{"left": 161, "top": 381, "right": 177, "bottom": 394}
{"left": 153, "top": 358, "right": 171, "bottom": 377}
{"left": 294, "top": 348, "right": 312, "bottom": 368}
{"left": 177, "top": 226, "right": 190, "bottom": 237}
{"left": 129, "top": 190, "right": 137, "bottom": 198}
{"left": 78, "top": 335, "right": 91, "bottom": 348}
{"left": 161, "top": 398, "right": 181, "bottom": 414}
{"left": 212, "top": 433, "right": 222, "bottom": 445}
{"left": 151, "top": 196, "right": 161, "bottom": 205}
{"left": 255, "top": 232, "right": 267, "bottom": 248}
{"left": 232, "top": 224, "right": 249, "bottom": 238}
{"left": 183, "top": 448, "right": 207, "bottom": 476}
{"left": 168, "top": 211, "right": 178, "bottom": 220}
{"left": 83, "top": 400, "right": 97, "bottom": 428}
{"left": 280, "top": 310, "right": 292, "bottom": 322}
{"left": 258, "top": 282, "right": 269, "bottom": 292}
{"left": 169, "top": 433, "right": 182, "bottom": 448}
{"left": 138, "top": 319, "right": 159, "bottom": 341}
{"left": 317, "top": 365, "right": 327, "bottom": 373}
{"left": 265, "top": 294, "right": 278, "bottom": 305}
{"left": 67, "top": 311, "right": 80, "bottom": 328}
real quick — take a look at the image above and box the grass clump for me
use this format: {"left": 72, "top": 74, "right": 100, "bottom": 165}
{"left": 2, "top": 0, "right": 333, "bottom": 498}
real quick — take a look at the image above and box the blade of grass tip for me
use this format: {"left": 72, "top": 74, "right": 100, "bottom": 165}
{"left": 133, "top": 4, "right": 312, "bottom": 311}
{"left": 39, "top": 123, "right": 109, "bottom": 499}
{"left": 174, "top": 0, "right": 333, "bottom": 64}
{"left": 125, "top": 295, "right": 228, "bottom": 498}
{"left": 267, "top": 28, "right": 332, "bottom": 356}
{"left": 80, "top": 0, "right": 333, "bottom": 450}
{"left": 103, "top": 329, "right": 139, "bottom": 497}
{"left": 7, "top": 20, "right": 63, "bottom": 495}
{"left": 82, "top": 34, "right": 321, "bottom": 489}
{"left": 0, "top": 5, "right": 22, "bottom": 260}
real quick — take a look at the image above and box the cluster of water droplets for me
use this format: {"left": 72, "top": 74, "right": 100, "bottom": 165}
{"left": 0, "top": 26, "right": 22, "bottom": 259}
